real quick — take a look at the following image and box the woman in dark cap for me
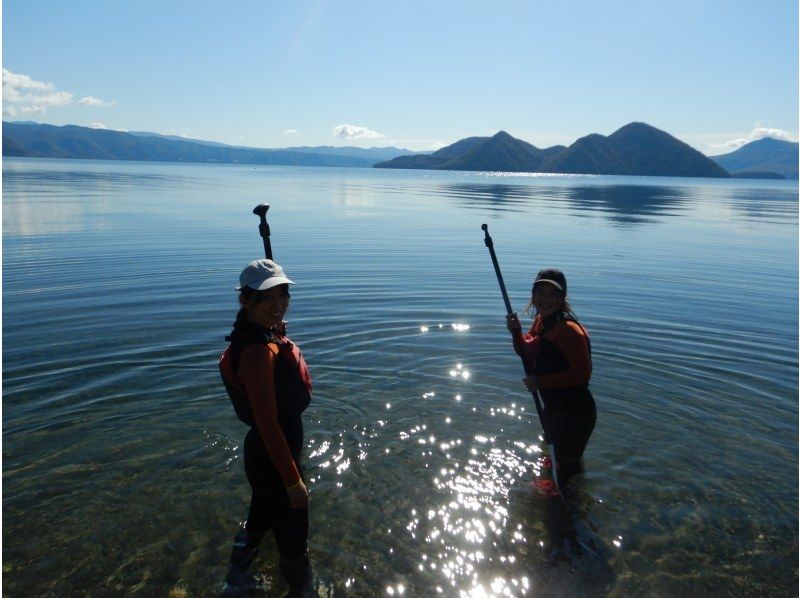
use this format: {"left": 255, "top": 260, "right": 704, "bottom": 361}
{"left": 219, "top": 258, "right": 313, "bottom": 593}
{"left": 506, "top": 268, "right": 596, "bottom": 487}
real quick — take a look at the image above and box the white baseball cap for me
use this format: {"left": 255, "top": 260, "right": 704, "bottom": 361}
{"left": 237, "top": 259, "right": 296, "bottom": 291}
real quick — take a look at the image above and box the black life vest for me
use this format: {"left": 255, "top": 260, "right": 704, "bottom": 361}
{"left": 219, "top": 320, "right": 312, "bottom": 428}
{"left": 533, "top": 313, "right": 593, "bottom": 409}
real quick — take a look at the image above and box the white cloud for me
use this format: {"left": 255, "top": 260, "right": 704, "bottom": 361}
{"left": 332, "top": 124, "right": 386, "bottom": 140}
{"left": 77, "top": 96, "right": 115, "bottom": 107}
{"left": 283, "top": 128, "right": 302, "bottom": 136}
{"left": 2, "top": 69, "right": 54, "bottom": 98}
{"left": 164, "top": 130, "right": 201, "bottom": 139}
{"left": 2, "top": 69, "right": 115, "bottom": 118}
{"left": 711, "top": 126, "right": 797, "bottom": 150}
{"left": 90, "top": 122, "right": 108, "bottom": 129}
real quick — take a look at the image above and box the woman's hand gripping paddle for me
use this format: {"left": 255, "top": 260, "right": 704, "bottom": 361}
{"left": 481, "top": 224, "right": 561, "bottom": 496}
{"left": 253, "top": 204, "right": 273, "bottom": 260}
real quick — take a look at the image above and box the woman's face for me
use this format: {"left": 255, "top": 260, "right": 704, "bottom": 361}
{"left": 532, "top": 282, "right": 563, "bottom": 318}
{"left": 247, "top": 284, "right": 290, "bottom": 327}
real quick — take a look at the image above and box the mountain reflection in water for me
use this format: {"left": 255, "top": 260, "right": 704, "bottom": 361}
{"left": 432, "top": 181, "right": 690, "bottom": 225}
{"left": 564, "top": 185, "right": 688, "bottom": 224}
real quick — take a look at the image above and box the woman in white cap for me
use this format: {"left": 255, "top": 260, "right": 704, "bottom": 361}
{"left": 219, "top": 259, "right": 313, "bottom": 592}
{"left": 506, "top": 268, "right": 596, "bottom": 488}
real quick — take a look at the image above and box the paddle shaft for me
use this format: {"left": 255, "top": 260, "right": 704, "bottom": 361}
{"left": 481, "top": 224, "right": 561, "bottom": 491}
{"left": 253, "top": 204, "right": 273, "bottom": 259}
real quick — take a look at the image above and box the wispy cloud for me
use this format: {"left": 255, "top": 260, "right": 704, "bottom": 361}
{"left": 283, "top": 128, "right": 302, "bottom": 136}
{"left": 2, "top": 69, "right": 115, "bottom": 118}
{"left": 77, "top": 96, "right": 116, "bottom": 107}
{"left": 332, "top": 124, "right": 386, "bottom": 140}
{"left": 711, "top": 126, "right": 797, "bottom": 150}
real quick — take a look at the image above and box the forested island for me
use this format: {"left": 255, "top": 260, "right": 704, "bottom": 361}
{"left": 377, "top": 123, "right": 727, "bottom": 178}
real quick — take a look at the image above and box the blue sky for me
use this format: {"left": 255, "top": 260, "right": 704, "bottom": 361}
{"left": 3, "top": 1, "right": 798, "bottom": 154}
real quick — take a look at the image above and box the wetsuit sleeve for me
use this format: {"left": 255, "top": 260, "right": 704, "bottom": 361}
{"left": 538, "top": 321, "right": 592, "bottom": 389}
{"left": 511, "top": 328, "right": 538, "bottom": 373}
{"left": 238, "top": 343, "right": 302, "bottom": 487}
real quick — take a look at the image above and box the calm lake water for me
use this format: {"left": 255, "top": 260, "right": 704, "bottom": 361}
{"left": 3, "top": 158, "right": 798, "bottom": 596}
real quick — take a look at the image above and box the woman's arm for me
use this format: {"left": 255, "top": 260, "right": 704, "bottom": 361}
{"left": 238, "top": 344, "right": 302, "bottom": 488}
{"left": 507, "top": 314, "right": 538, "bottom": 363}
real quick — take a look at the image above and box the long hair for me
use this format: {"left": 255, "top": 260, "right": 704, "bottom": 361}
{"left": 233, "top": 287, "right": 255, "bottom": 326}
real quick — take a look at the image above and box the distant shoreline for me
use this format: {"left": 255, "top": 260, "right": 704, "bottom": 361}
{"left": 4, "top": 121, "right": 796, "bottom": 180}
{"left": 5, "top": 155, "right": 799, "bottom": 185}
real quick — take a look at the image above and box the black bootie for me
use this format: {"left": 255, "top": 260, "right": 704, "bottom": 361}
{"left": 224, "top": 528, "right": 264, "bottom": 589}
{"left": 279, "top": 556, "right": 313, "bottom": 596}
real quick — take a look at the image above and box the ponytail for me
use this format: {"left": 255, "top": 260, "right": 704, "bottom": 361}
{"left": 232, "top": 287, "right": 257, "bottom": 328}
{"left": 234, "top": 306, "right": 248, "bottom": 326}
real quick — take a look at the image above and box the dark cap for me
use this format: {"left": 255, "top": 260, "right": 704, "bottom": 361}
{"left": 533, "top": 268, "right": 567, "bottom": 293}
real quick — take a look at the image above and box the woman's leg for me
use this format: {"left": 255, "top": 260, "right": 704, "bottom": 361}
{"left": 273, "top": 493, "right": 311, "bottom": 590}
{"left": 573, "top": 393, "right": 597, "bottom": 459}
{"left": 225, "top": 428, "right": 273, "bottom": 587}
{"left": 243, "top": 428, "right": 311, "bottom": 590}
{"left": 549, "top": 395, "right": 596, "bottom": 483}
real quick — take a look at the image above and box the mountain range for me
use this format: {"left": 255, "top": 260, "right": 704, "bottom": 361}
{"left": 4, "top": 121, "right": 797, "bottom": 179}
{"left": 2, "top": 122, "right": 417, "bottom": 167}
{"left": 376, "top": 123, "right": 735, "bottom": 178}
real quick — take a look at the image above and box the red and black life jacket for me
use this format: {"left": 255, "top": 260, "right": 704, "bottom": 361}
{"left": 219, "top": 320, "right": 312, "bottom": 428}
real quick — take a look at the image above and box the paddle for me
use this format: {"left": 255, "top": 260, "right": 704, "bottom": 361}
{"left": 253, "top": 203, "right": 273, "bottom": 259}
{"left": 481, "top": 223, "right": 561, "bottom": 494}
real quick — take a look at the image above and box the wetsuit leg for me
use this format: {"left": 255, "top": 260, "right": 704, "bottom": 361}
{"left": 547, "top": 393, "right": 596, "bottom": 483}
{"left": 243, "top": 427, "right": 311, "bottom": 589}
{"left": 574, "top": 392, "right": 597, "bottom": 458}
{"left": 243, "top": 427, "right": 277, "bottom": 537}
{"left": 275, "top": 502, "right": 310, "bottom": 588}
{"left": 225, "top": 429, "right": 274, "bottom": 588}
{"left": 225, "top": 527, "right": 264, "bottom": 587}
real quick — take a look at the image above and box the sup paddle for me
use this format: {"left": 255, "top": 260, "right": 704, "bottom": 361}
{"left": 481, "top": 223, "right": 561, "bottom": 495}
{"left": 253, "top": 204, "right": 273, "bottom": 260}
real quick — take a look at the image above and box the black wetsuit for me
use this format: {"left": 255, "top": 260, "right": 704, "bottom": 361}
{"left": 534, "top": 330, "right": 596, "bottom": 479}
{"left": 220, "top": 320, "right": 312, "bottom": 586}
{"left": 513, "top": 314, "right": 596, "bottom": 482}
